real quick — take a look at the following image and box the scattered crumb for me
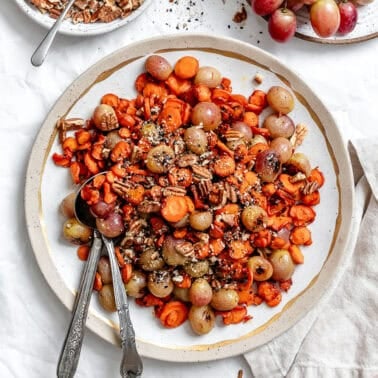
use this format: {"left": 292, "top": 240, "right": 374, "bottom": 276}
{"left": 233, "top": 5, "right": 247, "bottom": 23}
{"left": 254, "top": 72, "right": 264, "bottom": 84}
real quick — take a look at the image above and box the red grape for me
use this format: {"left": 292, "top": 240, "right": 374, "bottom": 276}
{"left": 90, "top": 200, "right": 115, "bottom": 218}
{"left": 338, "top": 1, "right": 358, "bottom": 34}
{"left": 252, "top": 0, "right": 284, "bottom": 16}
{"left": 310, "top": 0, "right": 341, "bottom": 38}
{"left": 268, "top": 8, "right": 297, "bottom": 43}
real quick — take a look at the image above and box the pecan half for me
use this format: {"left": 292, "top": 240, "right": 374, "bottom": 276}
{"left": 162, "top": 186, "right": 187, "bottom": 197}
{"left": 192, "top": 165, "right": 213, "bottom": 182}
{"left": 137, "top": 200, "right": 161, "bottom": 214}
{"left": 175, "top": 241, "right": 195, "bottom": 257}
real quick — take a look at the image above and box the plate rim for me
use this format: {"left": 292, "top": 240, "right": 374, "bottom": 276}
{"left": 24, "top": 33, "right": 356, "bottom": 362}
{"left": 13, "top": 0, "right": 153, "bottom": 36}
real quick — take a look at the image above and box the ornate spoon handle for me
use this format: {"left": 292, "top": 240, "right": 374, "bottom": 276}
{"left": 57, "top": 230, "right": 102, "bottom": 378}
{"left": 31, "top": 0, "right": 76, "bottom": 66}
{"left": 102, "top": 236, "right": 143, "bottom": 378}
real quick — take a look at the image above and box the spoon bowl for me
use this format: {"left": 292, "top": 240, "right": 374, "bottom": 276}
{"left": 73, "top": 172, "right": 143, "bottom": 378}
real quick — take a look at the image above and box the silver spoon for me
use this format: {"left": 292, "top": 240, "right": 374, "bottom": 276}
{"left": 58, "top": 173, "right": 143, "bottom": 378}
{"left": 31, "top": 0, "right": 76, "bottom": 66}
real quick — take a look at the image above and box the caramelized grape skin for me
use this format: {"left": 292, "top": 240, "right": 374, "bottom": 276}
{"left": 310, "top": 0, "right": 340, "bottom": 38}
{"left": 338, "top": 1, "right": 357, "bottom": 34}
{"left": 189, "top": 211, "right": 213, "bottom": 231}
{"left": 210, "top": 288, "right": 239, "bottom": 311}
{"left": 147, "top": 271, "right": 174, "bottom": 298}
{"left": 63, "top": 217, "right": 92, "bottom": 245}
{"left": 268, "top": 8, "right": 297, "bottom": 43}
{"left": 96, "top": 212, "right": 124, "bottom": 238}
{"left": 270, "top": 137, "right": 293, "bottom": 163}
{"left": 254, "top": 149, "right": 282, "bottom": 183}
{"left": 162, "top": 236, "right": 188, "bottom": 266}
{"left": 98, "top": 284, "right": 117, "bottom": 312}
{"left": 59, "top": 192, "right": 76, "bottom": 218}
{"left": 125, "top": 271, "right": 147, "bottom": 298}
{"left": 191, "top": 102, "right": 222, "bottom": 131}
{"left": 188, "top": 305, "right": 216, "bottom": 335}
{"left": 194, "top": 66, "right": 222, "bottom": 88}
{"left": 263, "top": 114, "right": 295, "bottom": 138}
{"left": 90, "top": 200, "right": 115, "bottom": 219}
{"left": 252, "top": 0, "right": 285, "bottom": 16}
{"left": 270, "top": 249, "right": 295, "bottom": 281}
{"left": 189, "top": 278, "right": 213, "bottom": 306}
{"left": 97, "top": 256, "right": 112, "bottom": 284}
{"left": 267, "top": 86, "right": 295, "bottom": 114}
{"left": 145, "top": 55, "right": 173, "bottom": 81}
{"left": 184, "top": 126, "right": 208, "bottom": 155}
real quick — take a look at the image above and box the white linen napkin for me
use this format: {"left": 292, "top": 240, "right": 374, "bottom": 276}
{"left": 243, "top": 112, "right": 378, "bottom": 378}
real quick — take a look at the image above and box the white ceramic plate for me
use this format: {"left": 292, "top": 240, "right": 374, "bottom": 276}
{"left": 25, "top": 34, "right": 354, "bottom": 362}
{"left": 294, "top": 2, "right": 378, "bottom": 44}
{"left": 14, "top": 0, "right": 153, "bottom": 36}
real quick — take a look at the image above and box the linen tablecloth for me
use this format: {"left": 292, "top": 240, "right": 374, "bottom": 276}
{"left": 1, "top": 1, "right": 377, "bottom": 377}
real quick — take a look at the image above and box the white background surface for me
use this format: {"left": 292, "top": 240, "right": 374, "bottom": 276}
{"left": 0, "top": 1, "right": 377, "bottom": 377}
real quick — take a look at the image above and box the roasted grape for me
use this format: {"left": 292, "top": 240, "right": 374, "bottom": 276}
{"left": 145, "top": 55, "right": 173, "bottom": 81}
{"left": 194, "top": 66, "right": 222, "bottom": 88}
{"left": 191, "top": 102, "right": 221, "bottom": 131}
{"left": 188, "top": 305, "right": 216, "bottom": 335}
{"left": 189, "top": 278, "right": 213, "bottom": 306}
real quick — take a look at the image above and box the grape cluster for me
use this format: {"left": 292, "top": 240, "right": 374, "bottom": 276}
{"left": 250, "top": 0, "right": 371, "bottom": 42}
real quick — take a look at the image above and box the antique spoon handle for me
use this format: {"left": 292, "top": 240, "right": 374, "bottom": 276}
{"left": 57, "top": 230, "right": 102, "bottom": 378}
{"left": 31, "top": 0, "right": 76, "bottom": 66}
{"left": 102, "top": 236, "right": 143, "bottom": 378}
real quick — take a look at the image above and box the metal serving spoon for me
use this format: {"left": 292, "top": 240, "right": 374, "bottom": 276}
{"left": 31, "top": 0, "right": 76, "bottom": 66}
{"left": 57, "top": 173, "right": 143, "bottom": 378}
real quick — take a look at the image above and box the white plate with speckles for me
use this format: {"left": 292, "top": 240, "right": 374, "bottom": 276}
{"left": 14, "top": 0, "right": 153, "bottom": 36}
{"left": 25, "top": 34, "right": 354, "bottom": 362}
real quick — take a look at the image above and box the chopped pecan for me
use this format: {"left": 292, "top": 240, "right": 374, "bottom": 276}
{"left": 137, "top": 200, "right": 161, "bottom": 213}
{"left": 197, "top": 179, "right": 212, "bottom": 197}
{"left": 302, "top": 180, "right": 320, "bottom": 195}
{"left": 175, "top": 241, "right": 195, "bottom": 257}
{"left": 162, "top": 186, "right": 187, "bottom": 197}
{"left": 290, "top": 123, "right": 308, "bottom": 148}
{"left": 192, "top": 165, "right": 213, "bottom": 182}
{"left": 177, "top": 153, "right": 199, "bottom": 167}
{"left": 290, "top": 172, "right": 307, "bottom": 183}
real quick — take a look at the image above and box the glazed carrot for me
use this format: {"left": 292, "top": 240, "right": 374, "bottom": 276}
{"left": 194, "top": 84, "right": 212, "bottom": 102}
{"left": 118, "top": 127, "right": 131, "bottom": 139}
{"left": 308, "top": 167, "right": 325, "bottom": 188}
{"left": 262, "top": 183, "right": 276, "bottom": 197}
{"left": 253, "top": 229, "right": 272, "bottom": 248}
{"left": 101, "top": 93, "right": 119, "bottom": 108}
{"left": 165, "top": 74, "right": 192, "bottom": 95}
{"left": 70, "top": 161, "right": 81, "bottom": 184}
{"left": 218, "top": 305, "right": 250, "bottom": 325}
{"left": 111, "top": 163, "right": 127, "bottom": 178}
{"left": 62, "top": 137, "right": 78, "bottom": 152}
{"left": 248, "top": 89, "right": 267, "bottom": 114}
{"left": 93, "top": 272, "right": 103, "bottom": 292}
{"left": 136, "top": 293, "right": 164, "bottom": 308}
{"left": 239, "top": 171, "right": 259, "bottom": 194}
{"left": 117, "top": 112, "right": 136, "bottom": 128}
{"left": 174, "top": 274, "right": 192, "bottom": 289}
{"left": 110, "top": 141, "right": 132, "bottom": 162}
{"left": 159, "top": 301, "right": 189, "bottom": 328}
{"left": 212, "top": 88, "right": 231, "bottom": 103}
{"left": 289, "top": 205, "right": 316, "bottom": 226}
{"left": 220, "top": 77, "right": 232, "bottom": 91}
{"left": 213, "top": 155, "right": 236, "bottom": 177}
{"left": 161, "top": 195, "right": 189, "bottom": 223}
{"left": 134, "top": 72, "right": 150, "bottom": 93}
{"left": 229, "top": 240, "right": 252, "bottom": 260}
{"left": 243, "top": 111, "right": 259, "bottom": 128}
{"left": 77, "top": 245, "right": 90, "bottom": 261}
{"left": 249, "top": 143, "right": 269, "bottom": 159}
{"left": 290, "top": 226, "right": 312, "bottom": 246}
{"left": 173, "top": 228, "right": 188, "bottom": 239}
{"left": 270, "top": 237, "right": 290, "bottom": 250}
{"left": 257, "top": 282, "right": 281, "bottom": 307}
{"left": 75, "top": 130, "right": 91, "bottom": 145}
{"left": 301, "top": 191, "right": 320, "bottom": 206}
{"left": 84, "top": 152, "right": 99, "bottom": 175}
{"left": 289, "top": 245, "right": 304, "bottom": 264}
{"left": 114, "top": 246, "right": 125, "bottom": 267}
{"left": 92, "top": 174, "right": 106, "bottom": 188}
{"left": 121, "top": 263, "right": 133, "bottom": 283}
{"left": 269, "top": 215, "right": 292, "bottom": 231}
{"left": 174, "top": 56, "right": 199, "bottom": 79}
{"left": 158, "top": 106, "right": 182, "bottom": 132}
{"left": 278, "top": 174, "right": 304, "bottom": 195}
{"left": 209, "top": 238, "right": 225, "bottom": 256}
{"left": 125, "top": 185, "right": 145, "bottom": 205}
{"left": 216, "top": 139, "right": 234, "bottom": 157}
{"left": 142, "top": 82, "right": 168, "bottom": 99}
